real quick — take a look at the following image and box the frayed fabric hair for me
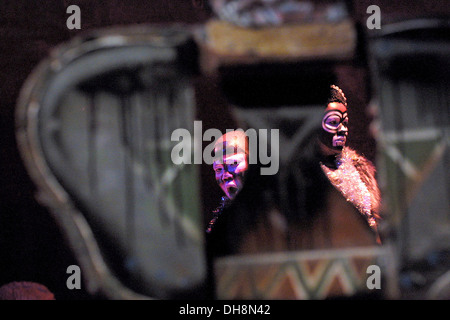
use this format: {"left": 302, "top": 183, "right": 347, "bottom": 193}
{"left": 328, "top": 85, "right": 347, "bottom": 107}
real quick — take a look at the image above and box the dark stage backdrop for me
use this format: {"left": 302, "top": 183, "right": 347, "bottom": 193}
{"left": 0, "top": 0, "right": 447, "bottom": 299}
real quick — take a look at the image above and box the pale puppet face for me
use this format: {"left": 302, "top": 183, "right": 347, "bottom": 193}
{"left": 212, "top": 131, "right": 249, "bottom": 200}
{"left": 320, "top": 102, "right": 349, "bottom": 152}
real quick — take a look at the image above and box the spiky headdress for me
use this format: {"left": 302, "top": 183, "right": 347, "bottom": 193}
{"left": 328, "top": 85, "right": 347, "bottom": 107}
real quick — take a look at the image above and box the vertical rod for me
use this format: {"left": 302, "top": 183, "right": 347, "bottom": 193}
{"left": 154, "top": 86, "right": 171, "bottom": 227}
{"left": 87, "top": 92, "right": 98, "bottom": 196}
{"left": 391, "top": 79, "right": 409, "bottom": 265}
{"left": 170, "top": 81, "right": 186, "bottom": 247}
{"left": 120, "top": 94, "right": 136, "bottom": 257}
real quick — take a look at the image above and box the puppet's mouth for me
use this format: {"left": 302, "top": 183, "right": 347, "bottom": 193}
{"left": 226, "top": 185, "right": 238, "bottom": 197}
{"left": 334, "top": 136, "right": 346, "bottom": 145}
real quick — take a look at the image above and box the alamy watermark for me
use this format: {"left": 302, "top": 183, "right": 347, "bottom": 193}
{"left": 66, "top": 265, "right": 81, "bottom": 290}
{"left": 171, "top": 121, "right": 280, "bottom": 175}
{"left": 367, "top": 264, "right": 382, "bottom": 290}
{"left": 366, "top": 5, "right": 381, "bottom": 30}
{"left": 66, "top": 4, "right": 382, "bottom": 31}
{"left": 65, "top": 263, "right": 380, "bottom": 294}
{"left": 66, "top": 5, "right": 81, "bottom": 30}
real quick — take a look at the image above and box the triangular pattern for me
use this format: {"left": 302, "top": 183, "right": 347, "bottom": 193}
{"left": 215, "top": 249, "right": 382, "bottom": 299}
{"left": 252, "top": 263, "right": 282, "bottom": 296}
{"left": 269, "top": 266, "right": 307, "bottom": 299}
{"left": 297, "top": 258, "right": 330, "bottom": 291}
{"left": 315, "top": 259, "right": 355, "bottom": 299}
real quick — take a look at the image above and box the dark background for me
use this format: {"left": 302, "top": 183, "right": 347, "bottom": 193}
{"left": 0, "top": 1, "right": 448, "bottom": 299}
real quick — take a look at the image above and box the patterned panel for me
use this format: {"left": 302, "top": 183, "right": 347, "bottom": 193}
{"left": 215, "top": 247, "right": 386, "bottom": 299}
{"left": 369, "top": 24, "right": 450, "bottom": 261}
{"left": 16, "top": 26, "right": 206, "bottom": 299}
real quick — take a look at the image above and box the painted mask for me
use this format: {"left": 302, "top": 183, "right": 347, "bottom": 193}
{"left": 320, "top": 102, "right": 348, "bottom": 152}
{"left": 212, "top": 131, "right": 249, "bottom": 200}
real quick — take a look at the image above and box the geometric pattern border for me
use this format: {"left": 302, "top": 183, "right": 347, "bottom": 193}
{"left": 215, "top": 247, "right": 385, "bottom": 300}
